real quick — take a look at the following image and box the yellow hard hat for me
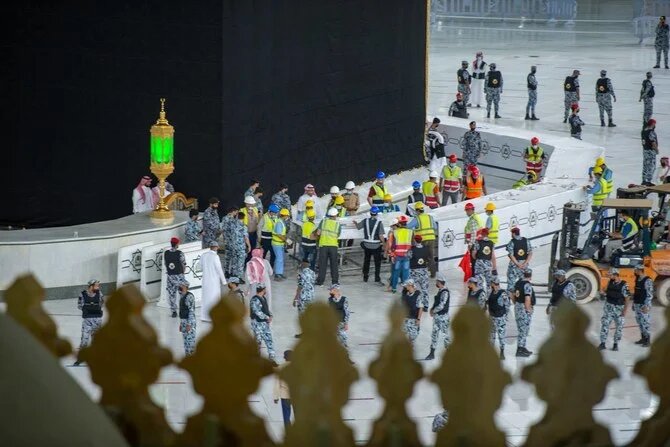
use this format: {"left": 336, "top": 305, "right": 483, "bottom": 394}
{"left": 414, "top": 201, "right": 424, "bottom": 210}
{"left": 485, "top": 202, "right": 496, "bottom": 211}
{"left": 306, "top": 209, "right": 316, "bottom": 219}
{"left": 593, "top": 166, "right": 603, "bottom": 175}
{"left": 305, "top": 200, "right": 314, "bottom": 207}
{"left": 384, "top": 194, "right": 393, "bottom": 201}
{"left": 595, "top": 157, "right": 605, "bottom": 167}
{"left": 279, "top": 208, "right": 290, "bottom": 217}
{"left": 334, "top": 195, "right": 345, "bottom": 205}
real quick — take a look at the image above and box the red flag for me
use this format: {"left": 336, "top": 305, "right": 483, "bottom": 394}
{"left": 458, "top": 251, "right": 473, "bottom": 282}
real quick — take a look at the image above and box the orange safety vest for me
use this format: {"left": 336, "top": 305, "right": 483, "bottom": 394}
{"left": 422, "top": 181, "right": 439, "bottom": 208}
{"left": 392, "top": 227, "right": 413, "bottom": 258}
{"left": 442, "top": 165, "right": 462, "bottom": 192}
{"left": 464, "top": 175, "right": 484, "bottom": 199}
{"left": 525, "top": 146, "right": 544, "bottom": 176}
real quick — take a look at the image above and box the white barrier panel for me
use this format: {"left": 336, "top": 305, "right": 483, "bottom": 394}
{"left": 116, "top": 241, "right": 154, "bottom": 288}
{"left": 140, "top": 241, "right": 200, "bottom": 300}
{"left": 157, "top": 246, "right": 208, "bottom": 309}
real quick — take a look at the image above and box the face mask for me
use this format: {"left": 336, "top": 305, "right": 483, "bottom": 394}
{"left": 531, "top": 69, "right": 536, "bottom": 74}
{"left": 449, "top": 162, "right": 456, "bottom": 167}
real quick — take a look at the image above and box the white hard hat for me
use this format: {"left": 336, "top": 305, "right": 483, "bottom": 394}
{"left": 330, "top": 186, "right": 340, "bottom": 194}
{"left": 327, "top": 207, "right": 338, "bottom": 217}
{"left": 244, "top": 196, "right": 256, "bottom": 205}
{"left": 429, "top": 171, "right": 438, "bottom": 178}
{"left": 345, "top": 181, "right": 355, "bottom": 190}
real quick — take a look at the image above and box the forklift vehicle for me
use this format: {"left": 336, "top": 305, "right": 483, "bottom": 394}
{"left": 617, "top": 182, "right": 670, "bottom": 241}
{"left": 549, "top": 198, "right": 670, "bottom": 306}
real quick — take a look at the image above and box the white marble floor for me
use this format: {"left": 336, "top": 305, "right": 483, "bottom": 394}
{"left": 20, "top": 22, "right": 670, "bottom": 446}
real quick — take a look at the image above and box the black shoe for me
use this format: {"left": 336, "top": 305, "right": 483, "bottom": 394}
{"left": 634, "top": 338, "right": 644, "bottom": 345}
{"left": 476, "top": 104, "right": 481, "bottom": 108}
{"left": 73, "top": 360, "right": 82, "bottom": 366}
{"left": 424, "top": 348, "right": 435, "bottom": 361}
{"left": 274, "top": 275, "right": 285, "bottom": 281}
{"left": 653, "top": 65, "right": 660, "bottom": 68}
{"left": 500, "top": 347, "right": 505, "bottom": 360}
{"left": 608, "top": 120, "right": 616, "bottom": 127}
{"left": 641, "top": 336, "right": 650, "bottom": 347}
{"left": 171, "top": 311, "right": 177, "bottom": 318}
{"left": 600, "top": 120, "right": 605, "bottom": 127}
{"left": 486, "top": 113, "right": 491, "bottom": 118}
{"left": 494, "top": 114, "right": 502, "bottom": 119}
{"left": 467, "top": 103, "right": 472, "bottom": 107}
{"left": 363, "top": 277, "right": 368, "bottom": 282}
{"left": 531, "top": 115, "right": 539, "bottom": 120}
{"left": 521, "top": 347, "right": 533, "bottom": 356}
{"left": 375, "top": 280, "right": 385, "bottom": 286}
{"left": 612, "top": 343, "right": 619, "bottom": 351}
{"left": 563, "top": 118, "right": 567, "bottom": 123}
{"left": 598, "top": 342, "right": 606, "bottom": 351}
{"left": 666, "top": 66, "right": 669, "bottom": 69}
{"left": 294, "top": 334, "right": 302, "bottom": 339}
{"left": 515, "top": 348, "right": 530, "bottom": 357}
{"left": 525, "top": 114, "right": 531, "bottom": 120}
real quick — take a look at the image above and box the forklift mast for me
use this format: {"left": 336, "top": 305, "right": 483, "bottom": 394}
{"left": 559, "top": 202, "right": 585, "bottom": 266}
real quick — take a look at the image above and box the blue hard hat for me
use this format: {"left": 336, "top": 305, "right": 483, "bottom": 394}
{"left": 370, "top": 206, "right": 380, "bottom": 214}
{"left": 268, "top": 204, "right": 280, "bottom": 213}
{"left": 376, "top": 171, "right": 386, "bottom": 179}
{"left": 412, "top": 181, "right": 421, "bottom": 189}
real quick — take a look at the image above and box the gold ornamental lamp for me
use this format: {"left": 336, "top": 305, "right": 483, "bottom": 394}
{"left": 150, "top": 98, "right": 175, "bottom": 220}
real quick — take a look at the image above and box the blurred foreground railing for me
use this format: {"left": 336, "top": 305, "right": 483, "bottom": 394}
{"left": 3, "top": 273, "right": 670, "bottom": 446}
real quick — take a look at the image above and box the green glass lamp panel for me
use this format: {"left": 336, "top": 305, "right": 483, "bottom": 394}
{"left": 150, "top": 135, "right": 174, "bottom": 164}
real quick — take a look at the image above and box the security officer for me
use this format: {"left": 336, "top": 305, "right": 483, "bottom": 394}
{"left": 595, "top": 70, "right": 616, "bottom": 127}
{"left": 293, "top": 260, "right": 316, "bottom": 322}
{"left": 260, "top": 204, "right": 279, "bottom": 267}
{"left": 484, "top": 62, "right": 503, "bottom": 119}
{"left": 486, "top": 277, "right": 509, "bottom": 360}
{"left": 226, "top": 277, "right": 245, "bottom": 304}
{"left": 328, "top": 284, "right": 351, "bottom": 350}
{"left": 409, "top": 235, "right": 430, "bottom": 312}
{"left": 514, "top": 268, "right": 535, "bottom": 357}
{"left": 441, "top": 154, "right": 462, "bottom": 205}
{"left": 632, "top": 264, "right": 653, "bottom": 347}
{"left": 315, "top": 208, "right": 342, "bottom": 286}
{"left": 639, "top": 72, "right": 655, "bottom": 127}
{"left": 355, "top": 207, "right": 386, "bottom": 285}
{"left": 484, "top": 202, "right": 499, "bottom": 246}
{"left": 74, "top": 279, "right": 105, "bottom": 365}
{"left": 406, "top": 181, "right": 426, "bottom": 217}
{"left": 408, "top": 203, "right": 438, "bottom": 277}
{"left": 178, "top": 280, "right": 196, "bottom": 356}
{"left": 250, "top": 283, "right": 277, "bottom": 364}
{"left": 563, "top": 70, "right": 580, "bottom": 123}
{"left": 300, "top": 209, "right": 317, "bottom": 271}
{"left": 202, "top": 197, "right": 221, "bottom": 249}
{"left": 462, "top": 121, "right": 482, "bottom": 174}
{"left": 164, "top": 237, "right": 187, "bottom": 318}
{"left": 568, "top": 103, "right": 584, "bottom": 140}
{"left": 654, "top": 15, "right": 669, "bottom": 69}
{"left": 598, "top": 268, "right": 630, "bottom": 352}
{"left": 425, "top": 272, "right": 451, "bottom": 361}
{"left": 506, "top": 227, "right": 532, "bottom": 295}
{"left": 641, "top": 119, "right": 659, "bottom": 185}
{"left": 401, "top": 278, "right": 423, "bottom": 346}
{"left": 547, "top": 270, "right": 576, "bottom": 329}
{"left": 525, "top": 65, "right": 539, "bottom": 120}
{"left": 466, "top": 276, "right": 486, "bottom": 309}
{"left": 472, "top": 227, "right": 497, "bottom": 295}
{"left": 448, "top": 92, "right": 468, "bottom": 118}
{"left": 457, "top": 60, "right": 472, "bottom": 105}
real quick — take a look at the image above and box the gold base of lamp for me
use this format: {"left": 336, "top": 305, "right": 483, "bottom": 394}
{"left": 150, "top": 163, "right": 175, "bottom": 220}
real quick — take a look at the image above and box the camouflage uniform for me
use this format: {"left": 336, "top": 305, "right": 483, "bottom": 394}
{"left": 457, "top": 67, "right": 471, "bottom": 105}
{"left": 430, "top": 288, "right": 451, "bottom": 350}
{"left": 250, "top": 295, "right": 276, "bottom": 360}
{"left": 640, "top": 79, "right": 654, "bottom": 125}
{"left": 473, "top": 239, "right": 494, "bottom": 295}
{"left": 569, "top": 114, "right": 584, "bottom": 140}
{"left": 77, "top": 290, "right": 105, "bottom": 350}
{"left": 271, "top": 191, "right": 292, "bottom": 212}
{"left": 642, "top": 129, "right": 658, "bottom": 184}
{"left": 526, "top": 72, "right": 538, "bottom": 117}
{"left": 656, "top": 22, "right": 669, "bottom": 67}
{"left": 547, "top": 280, "right": 576, "bottom": 329}
{"left": 505, "top": 237, "right": 533, "bottom": 295}
{"left": 514, "top": 281, "right": 535, "bottom": 349}
{"left": 222, "top": 217, "right": 247, "bottom": 278}
{"left": 296, "top": 267, "right": 316, "bottom": 314}
{"left": 462, "top": 129, "right": 482, "bottom": 172}
{"left": 410, "top": 268, "right": 430, "bottom": 311}
{"left": 179, "top": 291, "right": 197, "bottom": 356}
{"left": 595, "top": 78, "right": 615, "bottom": 123}
{"left": 165, "top": 248, "right": 186, "bottom": 314}
{"left": 184, "top": 219, "right": 201, "bottom": 243}
{"left": 484, "top": 70, "right": 503, "bottom": 117}
{"left": 600, "top": 302, "right": 626, "bottom": 345}
{"left": 329, "top": 294, "right": 351, "bottom": 349}
{"left": 202, "top": 206, "right": 220, "bottom": 248}
{"left": 564, "top": 78, "right": 579, "bottom": 121}
{"left": 488, "top": 290, "right": 510, "bottom": 349}
{"left": 402, "top": 290, "right": 422, "bottom": 345}
{"left": 633, "top": 275, "right": 653, "bottom": 340}
{"left": 432, "top": 411, "right": 449, "bottom": 433}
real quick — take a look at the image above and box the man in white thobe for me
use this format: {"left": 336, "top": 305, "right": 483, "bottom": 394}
{"left": 200, "top": 240, "right": 227, "bottom": 322}
{"left": 132, "top": 175, "right": 156, "bottom": 213}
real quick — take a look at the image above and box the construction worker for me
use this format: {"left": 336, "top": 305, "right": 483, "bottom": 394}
{"left": 367, "top": 171, "right": 388, "bottom": 207}
{"left": 569, "top": 103, "right": 584, "bottom": 140}
{"left": 260, "top": 204, "right": 279, "bottom": 267}
{"left": 463, "top": 202, "right": 483, "bottom": 246}
{"left": 512, "top": 171, "right": 538, "bottom": 189}
{"left": 524, "top": 137, "right": 546, "bottom": 180}
{"left": 441, "top": 154, "right": 462, "bottom": 205}
{"left": 315, "top": 208, "right": 342, "bottom": 286}
{"left": 607, "top": 209, "right": 639, "bottom": 264}
{"left": 271, "top": 208, "right": 291, "bottom": 281}
{"left": 422, "top": 171, "right": 441, "bottom": 209}
{"left": 406, "top": 181, "right": 426, "bottom": 217}
{"left": 302, "top": 199, "right": 317, "bottom": 222}
{"left": 342, "top": 181, "right": 360, "bottom": 215}
{"left": 583, "top": 166, "right": 608, "bottom": 212}
{"left": 300, "top": 209, "right": 318, "bottom": 271}
{"left": 381, "top": 194, "right": 400, "bottom": 213}
{"left": 598, "top": 268, "right": 630, "bottom": 352}
{"left": 355, "top": 206, "right": 386, "bottom": 285}
{"left": 333, "top": 195, "right": 347, "bottom": 217}
{"left": 589, "top": 157, "right": 614, "bottom": 198}
{"left": 484, "top": 202, "right": 499, "bottom": 245}
{"left": 463, "top": 165, "right": 487, "bottom": 200}
{"left": 390, "top": 215, "right": 414, "bottom": 293}
{"left": 408, "top": 202, "right": 438, "bottom": 277}
{"left": 327, "top": 186, "right": 341, "bottom": 210}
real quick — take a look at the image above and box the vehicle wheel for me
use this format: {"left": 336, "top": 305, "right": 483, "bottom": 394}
{"left": 565, "top": 267, "right": 599, "bottom": 304}
{"left": 655, "top": 277, "right": 670, "bottom": 307}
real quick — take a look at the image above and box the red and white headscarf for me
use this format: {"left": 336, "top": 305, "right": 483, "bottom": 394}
{"left": 247, "top": 248, "right": 266, "bottom": 284}
{"left": 135, "top": 176, "right": 151, "bottom": 204}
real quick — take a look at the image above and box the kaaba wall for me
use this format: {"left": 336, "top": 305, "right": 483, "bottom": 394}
{"left": 3, "top": 1, "right": 426, "bottom": 227}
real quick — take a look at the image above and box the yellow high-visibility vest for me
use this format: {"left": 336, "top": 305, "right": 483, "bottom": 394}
{"left": 318, "top": 219, "right": 341, "bottom": 247}
{"left": 592, "top": 177, "right": 608, "bottom": 206}
{"left": 260, "top": 213, "right": 276, "bottom": 239}
{"left": 271, "top": 219, "right": 287, "bottom": 246}
{"left": 301, "top": 220, "right": 317, "bottom": 247}
{"left": 415, "top": 213, "right": 436, "bottom": 241}
{"left": 240, "top": 207, "right": 258, "bottom": 227}
{"left": 487, "top": 214, "right": 500, "bottom": 244}
{"left": 371, "top": 184, "right": 388, "bottom": 204}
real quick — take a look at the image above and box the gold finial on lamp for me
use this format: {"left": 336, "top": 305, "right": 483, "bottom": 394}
{"left": 150, "top": 98, "right": 175, "bottom": 220}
